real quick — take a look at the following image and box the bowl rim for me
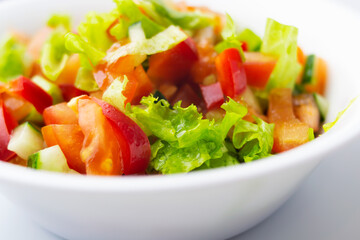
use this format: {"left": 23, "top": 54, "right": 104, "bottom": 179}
{"left": 0, "top": 0, "right": 359, "bottom": 193}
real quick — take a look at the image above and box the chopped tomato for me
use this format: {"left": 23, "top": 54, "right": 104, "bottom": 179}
{"left": 243, "top": 52, "right": 277, "bottom": 89}
{"left": 93, "top": 98, "right": 151, "bottom": 175}
{"left": 147, "top": 37, "right": 199, "bottom": 85}
{"left": 10, "top": 76, "right": 53, "bottom": 113}
{"left": 191, "top": 43, "right": 217, "bottom": 84}
{"left": 215, "top": 48, "right": 247, "bottom": 98}
{"left": 158, "top": 84, "right": 178, "bottom": 100}
{"left": 293, "top": 94, "right": 320, "bottom": 132}
{"left": 130, "top": 66, "right": 154, "bottom": 104}
{"left": 241, "top": 42, "right": 248, "bottom": 52}
{"left": 297, "top": 47, "right": 306, "bottom": 66}
{"left": 305, "top": 57, "right": 327, "bottom": 95}
{"left": 0, "top": 97, "right": 17, "bottom": 161}
{"left": 78, "top": 98, "right": 123, "bottom": 175}
{"left": 59, "top": 84, "right": 88, "bottom": 102}
{"left": 272, "top": 119, "right": 310, "bottom": 153}
{"left": 171, "top": 84, "right": 202, "bottom": 108}
{"left": 27, "top": 27, "right": 53, "bottom": 60}
{"left": 268, "top": 88, "right": 310, "bottom": 153}
{"left": 2, "top": 92, "right": 32, "bottom": 121}
{"left": 200, "top": 82, "right": 224, "bottom": 110}
{"left": 43, "top": 102, "right": 78, "bottom": 125}
{"left": 106, "top": 18, "right": 119, "bottom": 42}
{"left": 42, "top": 124, "right": 86, "bottom": 174}
{"left": 56, "top": 54, "right": 81, "bottom": 85}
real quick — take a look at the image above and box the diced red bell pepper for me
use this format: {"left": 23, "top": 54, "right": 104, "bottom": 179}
{"left": 215, "top": 48, "right": 247, "bottom": 98}
{"left": 78, "top": 98, "right": 123, "bottom": 175}
{"left": 59, "top": 84, "right": 88, "bottom": 102}
{"left": 93, "top": 98, "right": 151, "bottom": 175}
{"left": 10, "top": 76, "right": 53, "bottom": 113}
{"left": 0, "top": 97, "right": 17, "bottom": 161}
{"left": 268, "top": 88, "right": 310, "bottom": 153}
{"left": 243, "top": 52, "right": 277, "bottom": 89}
{"left": 200, "top": 82, "right": 224, "bottom": 110}
{"left": 171, "top": 84, "right": 202, "bottom": 108}
{"left": 43, "top": 102, "right": 78, "bottom": 125}
{"left": 147, "top": 37, "right": 199, "bottom": 85}
{"left": 42, "top": 124, "right": 86, "bottom": 174}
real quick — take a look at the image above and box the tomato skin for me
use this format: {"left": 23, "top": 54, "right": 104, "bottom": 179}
{"left": 241, "top": 42, "right": 248, "bottom": 52}
{"left": 200, "top": 82, "right": 224, "bottom": 110}
{"left": 42, "top": 124, "right": 86, "bottom": 174}
{"left": 243, "top": 52, "right": 277, "bottom": 89}
{"left": 93, "top": 98, "right": 151, "bottom": 175}
{"left": 171, "top": 84, "right": 202, "bottom": 108}
{"left": 147, "top": 37, "right": 199, "bottom": 85}
{"left": 130, "top": 66, "right": 154, "bottom": 105}
{"left": 268, "top": 88, "right": 310, "bottom": 153}
{"left": 0, "top": 97, "right": 17, "bottom": 161}
{"left": 43, "top": 102, "right": 78, "bottom": 125}
{"left": 215, "top": 48, "right": 247, "bottom": 98}
{"left": 59, "top": 84, "right": 88, "bottom": 102}
{"left": 10, "top": 76, "right": 53, "bottom": 113}
{"left": 3, "top": 93, "right": 32, "bottom": 121}
{"left": 78, "top": 98, "right": 123, "bottom": 175}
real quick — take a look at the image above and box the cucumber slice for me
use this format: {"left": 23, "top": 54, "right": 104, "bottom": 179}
{"left": 8, "top": 122, "right": 44, "bottom": 160}
{"left": 313, "top": 93, "right": 329, "bottom": 121}
{"left": 302, "top": 54, "right": 316, "bottom": 85}
{"left": 22, "top": 107, "right": 44, "bottom": 125}
{"left": 129, "top": 22, "right": 146, "bottom": 42}
{"left": 28, "top": 145, "right": 70, "bottom": 172}
{"left": 32, "top": 75, "right": 64, "bottom": 104}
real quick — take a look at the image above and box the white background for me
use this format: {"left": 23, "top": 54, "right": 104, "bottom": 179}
{"left": 0, "top": 0, "right": 360, "bottom": 239}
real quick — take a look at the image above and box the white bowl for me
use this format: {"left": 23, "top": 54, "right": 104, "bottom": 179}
{"left": 0, "top": 0, "right": 360, "bottom": 239}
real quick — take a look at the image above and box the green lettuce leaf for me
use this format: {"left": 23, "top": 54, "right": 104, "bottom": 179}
{"left": 78, "top": 11, "right": 116, "bottom": 52}
{"left": 261, "top": 18, "right": 302, "bottom": 92}
{"left": 40, "top": 27, "right": 69, "bottom": 81}
{"left": 237, "top": 28, "right": 262, "bottom": 52}
{"left": 47, "top": 14, "right": 71, "bottom": 31}
{"left": 74, "top": 66, "right": 99, "bottom": 92}
{"left": 232, "top": 117, "right": 274, "bottom": 162}
{"left": 114, "top": 0, "right": 165, "bottom": 39}
{"left": 64, "top": 32, "right": 105, "bottom": 66}
{"left": 323, "top": 97, "right": 358, "bottom": 132}
{"left": 104, "top": 25, "right": 187, "bottom": 64}
{"left": 140, "top": 0, "right": 216, "bottom": 30}
{"left": 0, "top": 36, "right": 29, "bottom": 82}
{"left": 214, "top": 14, "right": 245, "bottom": 61}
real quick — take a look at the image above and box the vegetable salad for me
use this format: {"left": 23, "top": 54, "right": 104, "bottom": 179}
{"left": 0, "top": 0, "right": 329, "bottom": 175}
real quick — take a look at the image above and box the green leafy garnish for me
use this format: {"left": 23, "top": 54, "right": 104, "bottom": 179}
{"left": 214, "top": 14, "right": 245, "bottom": 61}
{"left": 261, "top": 18, "right": 302, "bottom": 92}
{"left": 0, "top": 36, "right": 30, "bottom": 82}
{"left": 47, "top": 14, "right": 71, "bottom": 31}
{"left": 40, "top": 27, "right": 69, "bottom": 81}
{"left": 237, "top": 28, "right": 262, "bottom": 52}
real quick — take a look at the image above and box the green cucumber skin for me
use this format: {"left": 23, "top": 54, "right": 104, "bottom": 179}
{"left": 28, "top": 153, "right": 39, "bottom": 169}
{"left": 302, "top": 54, "right": 316, "bottom": 85}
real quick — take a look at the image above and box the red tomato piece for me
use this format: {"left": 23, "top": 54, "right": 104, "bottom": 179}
{"left": 10, "top": 76, "right": 53, "bottom": 113}
{"left": 147, "top": 37, "right": 199, "bottom": 85}
{"left": 130, "top": 66, "right": 154, "bottom": 105}
{"left": 43, "top": 102, "right": 78, "bottom": 125}
{"left": 93, "top": 98, "right": 151, "bottom": 175}
{"left": 78, "top": 98, "right": 123, "bottom": 175}
{"left": 3, "top": 92, "right": 32, "bottom": 121}
{"left": 200, "top": 82, "right": 224, "bottom": 110}
{"left": 241, "top": 42, "right": 248, "bottom": 52}
{"left": 268, "top": 88, "right": 310, "bottom": 153}
{"left": 305, "top": 57, "right": 327, "bottom": 95}
{"left": 59, "top": 84, "right": 88, "bottom": 102}
{"left": 215, "top": 48, "right": 247, "bottom": 98}
{"left": 243, "top": 52, "right": 277, "bottom": 89}
{"left": 42, "top": 124, "right": 86, "bottom": 174}
{"left": 171, "top": 84, "right": 202, "bottom": 108}
{"left": 0, "top": 97, "right": 17, "bottom": 161}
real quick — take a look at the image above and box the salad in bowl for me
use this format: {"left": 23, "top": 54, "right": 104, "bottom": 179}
{"left": 0, "top": 0, "right": 329, "bottom": 176}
